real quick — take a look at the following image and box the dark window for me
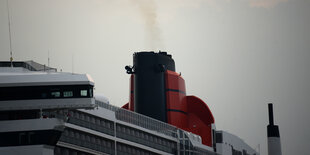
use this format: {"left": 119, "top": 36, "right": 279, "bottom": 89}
{"left": 19, "top": 133, "right": 26, "bottom": 145}
{"left": 54, "top": 146, "right": 94, "bottom": 155}
{"left": 63, "top": 91, "right": 73, "bottom": 97}
{"left": 0, "top": 130, "right": 62, "bottom": 147}
{"left": 51, "top": 91, "right": 60, "bottom": 98}
{"left": 28, "top": 132, "right": 34, "bottom": 144}
{"left": 0, "top": 85, "right": 93, "bottom": 101}
{"left": 115, "top": 123, "right": 176, "bottom": 154}
{"left": 232, "top": 147, "right": 242, "bottom": 155}
{"left": 0, "top": 110, "right": 40, "bottom": 120}
{"left": 41, "top": 93, "right": 47, "bottom": 98}
{"left": 89, "top": 88, "right": 93, "bottom": 97}
{"left": 216, "top": 132, "right": 223, "bottom": 143}
{"left": 80, "top": 90, "right": 87, "bottom": 97}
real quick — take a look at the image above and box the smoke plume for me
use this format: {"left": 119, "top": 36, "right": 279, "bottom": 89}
{"left": 132, "top": 0, "right": 163, "bottom": 50}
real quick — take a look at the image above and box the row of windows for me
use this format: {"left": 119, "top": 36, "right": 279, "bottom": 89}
{"left": 69, "top": 110, "right": 113, "bottom": 128}
{"left": 180, "top": 140, "right": 192, "bottom": 150}
{"left": 68, "top": 110, "right": 114, "bottom": 135}
{"left": 232, "top": 147, "right": 255, "bottom": 155}
{"left": 0, "top": 130, "right": 61, "bottom": 147}
{"left": 232, "top": 148, "right": 242, "bottom": 155}
{"left": 117, "top": 142, "right": 158, "bottom": 155}
{"left": 62, "top": 129, "right": 112, "bottom": 148}
{"left": 57, "top": 137, "right": 159, "bottom": 155}
{"left": 54, "top": 146, "right": 93, "bottom": 155}
{"left": 66, "top": 110, "right": 176, "bottom": 154}
{"left": 242, "top": 150, "right": 251, "bottom": 155}
{"left": 116, "top": 124, "right": 177, "bottom": 154}
{"left": 191, "top": 148, "right": 218, "bottom": 155}
{"left": 0, "top": 110, "right": 40, "bottom": 120}
{"left": 0, "top": 85, "right": 93, "bottom": 101}
{"left": 60, "top": 128, "right": 114, "bottom": 155}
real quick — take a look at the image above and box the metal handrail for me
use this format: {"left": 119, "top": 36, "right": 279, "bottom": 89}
{"left": 95, "top": 100, "right": 178, "bottom": 138}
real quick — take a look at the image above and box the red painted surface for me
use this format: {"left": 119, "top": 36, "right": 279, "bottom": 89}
{"left": 129, "top": 74, "right": 134, "bottom": 111}
{"left": 186, "top": 96, "right": 214, "bottom": 126}
{"left": 186, "top": 95, "right": 214, "bottom": 146}
{"left": 122, "top": 75, "right": 134, "bottom": 111}
{"left": 165, "top": 70, "right": 215, "bottom": 147}
{"left": 165, "top": 70, "right": 186, "bottom": 92}
{"left": 122, "top": 103, "right": 129, "bottom": 110}
{"left": 165, "top": 71, "right": 188, "bottom": 129}
{"left": 124, "top": 70, "right": 215, "bottom": 147}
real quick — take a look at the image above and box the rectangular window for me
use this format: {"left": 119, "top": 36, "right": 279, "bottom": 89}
{"left": 0, "top": 85, "right": 93, "bottom": 101}
{"left": 216, "top": 132, "right": 223, "bottom": 143}
{"left": 19, "top": 133, "right": 26, "bottom": 145}
{"left": 63, "top": 91, "right": 73, "bottom": 97}
{"left": 41, "top": 93, "right": 47, "bottom": 98}
{"left": 80, "top": 90, "right": 87, "bottom": 97}
{"left": 28, "top": 132, "right": 34, "bottom": 144}
{"left": 89, "top": 88, "right": 93, "bottom": 97}
{"left": 51, "top": 91, "right": 60, "bottom": 98}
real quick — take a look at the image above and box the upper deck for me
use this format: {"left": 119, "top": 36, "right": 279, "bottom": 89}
{"left": 0, "top": 61, "right": 95, "bottom": 110}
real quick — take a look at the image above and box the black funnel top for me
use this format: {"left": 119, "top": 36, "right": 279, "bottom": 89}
{"left": 267, "top": 103, "right": 280, "bottom": 137}
{"left": 134, "top": 52, "right": 175, "bottom": 72}
{"left": 132, "top": 52, "right": 175, "bottom": 122}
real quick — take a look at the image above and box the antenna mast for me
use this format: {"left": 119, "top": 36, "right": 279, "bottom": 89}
{"left": 267, "top": 103, "right": 282, "bottom": 155}
{"left": 6, "top": 0, "right": 13, "bottom": 67}
{"left": 72, "top": 54, "right": 74, "bottom": 74}
{"left": 48, "top": 50, "right": 50, "bottom": 67}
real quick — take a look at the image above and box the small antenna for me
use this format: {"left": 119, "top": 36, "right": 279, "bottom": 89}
{"left": 72, "top": 54, "right": 74, "bottom": 74}
{"left": 254, "top": 143, "right": 260, "bottom": 155}
{"left": 48, "top": 50, "right": 50, "bottom": 67}
{"left": 6, "top": 0, "right": 13, "bottom": 67}
{"left": 268, "top": 103, "right": 274, "bottom": 126}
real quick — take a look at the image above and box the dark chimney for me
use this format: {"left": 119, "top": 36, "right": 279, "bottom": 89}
{"left": 267, "top": 103, "right": 280, "bottom": 137}
{"left": 131, "top": 51, "right": 175, "bottom": 122}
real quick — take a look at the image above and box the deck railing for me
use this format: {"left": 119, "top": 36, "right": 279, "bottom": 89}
{"left": 95, "top": 100, "right": 178, "bottom": 138}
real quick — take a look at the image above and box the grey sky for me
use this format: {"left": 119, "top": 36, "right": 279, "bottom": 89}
{"left": 1, "top": 0, "right": 309, "bottom": 154}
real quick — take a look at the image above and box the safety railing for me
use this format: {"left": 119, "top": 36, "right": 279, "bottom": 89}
{"left": 95, "top": 100, "right": 178, "bottom": 138}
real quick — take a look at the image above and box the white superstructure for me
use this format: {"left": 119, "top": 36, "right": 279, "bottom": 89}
{"left": 0, "top": 61, "right": 259, "bottom": 155}
{"left": 0, "top": 62, "right": 95, "bottom": 111}
{"left": 215, "top": 131, "right": 258, "bottom": 155}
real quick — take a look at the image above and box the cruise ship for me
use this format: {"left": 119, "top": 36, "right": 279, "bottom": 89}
{"left": 0, "top": 52, "right": 259, "bottom": 155}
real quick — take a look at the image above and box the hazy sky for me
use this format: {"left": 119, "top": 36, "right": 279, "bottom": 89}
{"left": 1, "top": 0, "right": 309, "bottom": 154}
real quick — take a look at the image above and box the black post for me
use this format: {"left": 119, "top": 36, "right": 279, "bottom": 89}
{"left": 268, "top": 103, "right": 274, "bottom": 126}
{"left": 267, "top": 103, "right": 282, "bottom": 155}
{"left": 267, "top": 103, "right": 280, "bottom": 137}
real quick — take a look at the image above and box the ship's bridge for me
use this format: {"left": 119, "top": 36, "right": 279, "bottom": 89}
{"left": 0, "top": 61, "right": 95, "bottom": 111}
